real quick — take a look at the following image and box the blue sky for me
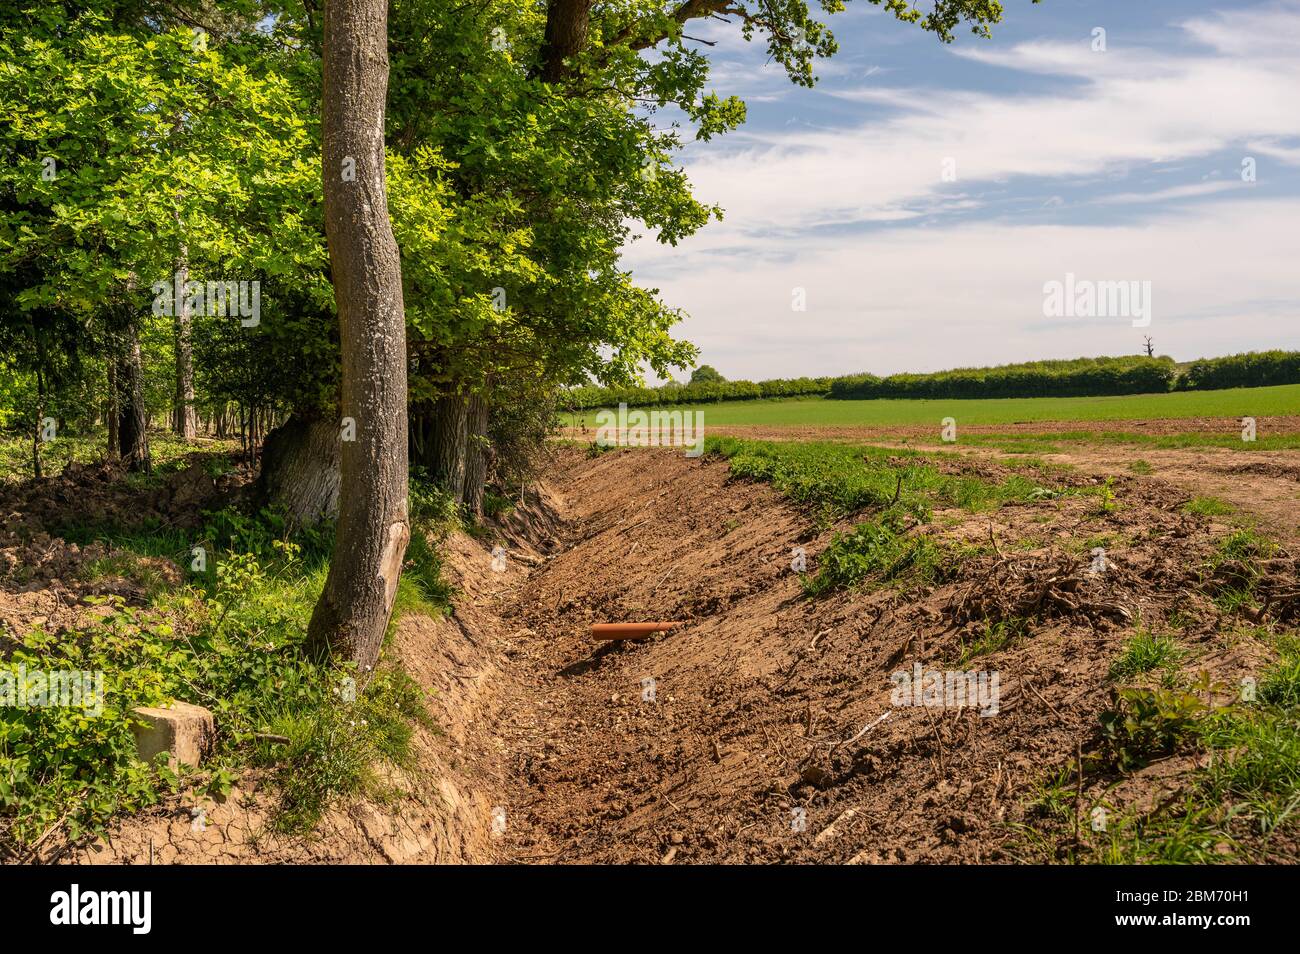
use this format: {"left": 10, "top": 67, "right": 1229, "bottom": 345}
{"left": 626, "top": 0, "right": 1300, "bottom": 381}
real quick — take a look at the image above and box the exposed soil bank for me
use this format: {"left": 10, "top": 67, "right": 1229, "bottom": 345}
{"left": 13, "top": 442, "right": 1296, "bottom": 864}
{"left": 487, "top": 447, "right": 1291, "bottom": 863}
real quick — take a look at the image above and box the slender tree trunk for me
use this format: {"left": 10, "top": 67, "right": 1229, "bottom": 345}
{"left": 307, "top": 0, "right": 411, "bottom": 671}
{"left": 171, "top": 237, "right": 198, "bottom": 440}
{"left": 106, "top": 360, "right": 120, "bottom": 460}
{"left": 32, "top": 366, "right": 45, "bottom": 480}
{"left": 116, "top": 321, "right": 151, "bottom": 474}
{"left": 463, "top": 392, "right": 489, "bottom": 517}
{"left": 431, "top": 393, "right": 468, "bottom": 503}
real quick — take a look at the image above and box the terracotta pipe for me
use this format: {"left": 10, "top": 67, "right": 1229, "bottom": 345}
{"left": 591, "top": 621, "right": 684, "bottom": 641}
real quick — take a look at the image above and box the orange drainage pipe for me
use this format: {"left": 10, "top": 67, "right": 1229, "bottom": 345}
{"left": 591, "top": 621, "right": 684, "bottom": 641}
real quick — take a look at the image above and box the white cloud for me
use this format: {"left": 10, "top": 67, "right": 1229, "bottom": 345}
{"left": 673, "top": 3, "right": 1300, "bottom": 237}
{"left": 634, "top": 198, "right": 1300, "bottom": 379}
{"left": 629, "top": 2, "right": 1300, "bottom": 379}
{"left": 1095, "top": 180, "right": 1239, "bottom": 204}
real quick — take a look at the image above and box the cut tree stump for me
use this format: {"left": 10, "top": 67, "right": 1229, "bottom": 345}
{"left": 131, "top": 701, "right": 215, "bottom": 769}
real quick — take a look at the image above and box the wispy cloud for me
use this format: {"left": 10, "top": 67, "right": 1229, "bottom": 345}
{"left": 1095, "top": 180, "right": 1240, "bottom": 204}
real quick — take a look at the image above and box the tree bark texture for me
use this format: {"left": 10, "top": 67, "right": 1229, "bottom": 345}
{"left": 306, "top": 0, "right": 411, "bottom": 672}
{"left": 259, "top": 411, "right": 343, "bottom": 526}
{"left": 462, "top": 392, "right": 489, "bottom": 517}
{"left": 116, "top": 321, "right": 151, "bottom": 474}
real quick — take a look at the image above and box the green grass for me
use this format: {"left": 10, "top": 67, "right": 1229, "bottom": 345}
{"left": 0, "top": 431, "right": 238, "bottom": 485}
{"left": 1182, "top": 496, "right": 1235, "bottom": 517}
{"left": 707, "top": 436, "right": 1102, "bottom": 599}
{"left": 265, "top": 665, "right": 432, "bottom": 833}
{"left": 1096, "top": 693, "right": 1300, "bottom": 863}
{"left": 956, "top": 618, "right": 1029, "bottom": 665}
{"left": 1201, "top": 527, "right": 1277, "bottom": 615}
{"left": 564, "top": 383, "right": 1300, "bottom": 430}
{"left": 1109, "top": 629, "right": 1187, "bottom": 682}
{"left": 706, "top": 436, "right": 1047, "bottom": 523}
{"left": 1018, "top": 634, "right": 1300, "bottom": 864}
{"left": 800, "top": 509, "right": 949, "bottom": 597}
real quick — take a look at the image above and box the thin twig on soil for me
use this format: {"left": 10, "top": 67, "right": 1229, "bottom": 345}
{"left": 1026, "top": 678, "right": 1069, "bottom": 724}
{"left": 828, "top": 711, "right": 892, "bottom": 757}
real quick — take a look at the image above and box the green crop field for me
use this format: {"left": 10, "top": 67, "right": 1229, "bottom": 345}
{"left": 565, "top": 383, "right": 1300, "bottom": 429}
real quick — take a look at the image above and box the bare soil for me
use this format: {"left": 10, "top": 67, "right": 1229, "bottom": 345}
{"left": 483, "top": 447, "right": 1291, "bottom": 863}
{"left": 5, "top": 433, "right": 1297, "bottom": 864}
{"left": 562, "top": 415, "right": 1300, "bottom": 444}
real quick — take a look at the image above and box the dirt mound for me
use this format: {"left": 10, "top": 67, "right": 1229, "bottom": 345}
{"left": 0, "top": 455, "right": 248, "bottom": 537}
{"left": 19, "top": 442, "right": 1293, "bottom": 865}
{"left": 1222, "top": 460, "right": 1300, "bottom": 482}
{"left": 0, "top": 453, "right": 255, "bottom": 614}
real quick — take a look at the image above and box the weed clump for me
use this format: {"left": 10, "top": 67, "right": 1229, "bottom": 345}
{"left": 800, "top": 508, "right": 945, "bottom": 596}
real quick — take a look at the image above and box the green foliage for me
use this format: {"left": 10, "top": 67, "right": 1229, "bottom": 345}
{"left": 710, "top": 437, "right": 924, "bottom": 519}
{"left": 1094, "top": 477, "right": 1118, "bottom": 514}
{"left": 688, "top": 364, "right": 725, "bottom": 385}
{"left": 801, "top": 509, "right": 944, "bottom": 596}
{"left": 482, "top": 491, "right": 515, "bottom": 520}
{"left": 706, "top": 436, "right": 1046, "bottom": 522}
{"left": 0, "top": 10, "right": 329, "bottom": 428}
{"left": 267, "top": 666, "right": 433, "bottom": 834}
{"left": 398, "top": 472, "right": 460, "bottom": 616}
{"left": 1180, "top": 350, "right": 1300, "bottom": 391}
{"left": 708, "top": 437, "right": 1053, "bottom": 601}
{"left": 567, "top": 375, "right": 833, "bottom": 410}
{"left": 1183, "top": 496, "right": 1235, "bottom": 517}
{"left": 956, "top": 617, "right": 1028, "bottom": 665}
{"left": 1259, "top": 656, "right": 1300, "bottom": 708}
{"left": 1084, "top": 642, "right": 1300, "bottom": 863}
{"left": 829, "top": 355, "right": 1178, "bottom": 401}
{"left": 0, "top": 505, "right": 438, "bottom": 852}
{"left": 1213, "top": 527, "right": 1276, "bottom": 564}
{"left": 1098, "top": 686, "right": 1208, "bottom": 772}
{"left": 1204, "top": 527, "right": 1276, "bottom": 614}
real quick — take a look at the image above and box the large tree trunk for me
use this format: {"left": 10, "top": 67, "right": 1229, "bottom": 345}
{"left": 430, "top": 393, "right": 468, "bottom": 503}
{"left": 307, "top": 0, "right": 410, "bottom": 671}
{"left": 116, "top": 322, "right": 151, "bottom": 474}
{"left": 539, "top": 0, "right": 591, "bottom": 82}
{"left": 258, "top": 411, "right": 342, "bottom": 526}
{"left": 462, "top": 392, "right": 489, "bottom": 517}
{"left": 171, "top": 239, "right": 197, "bottom": 440}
